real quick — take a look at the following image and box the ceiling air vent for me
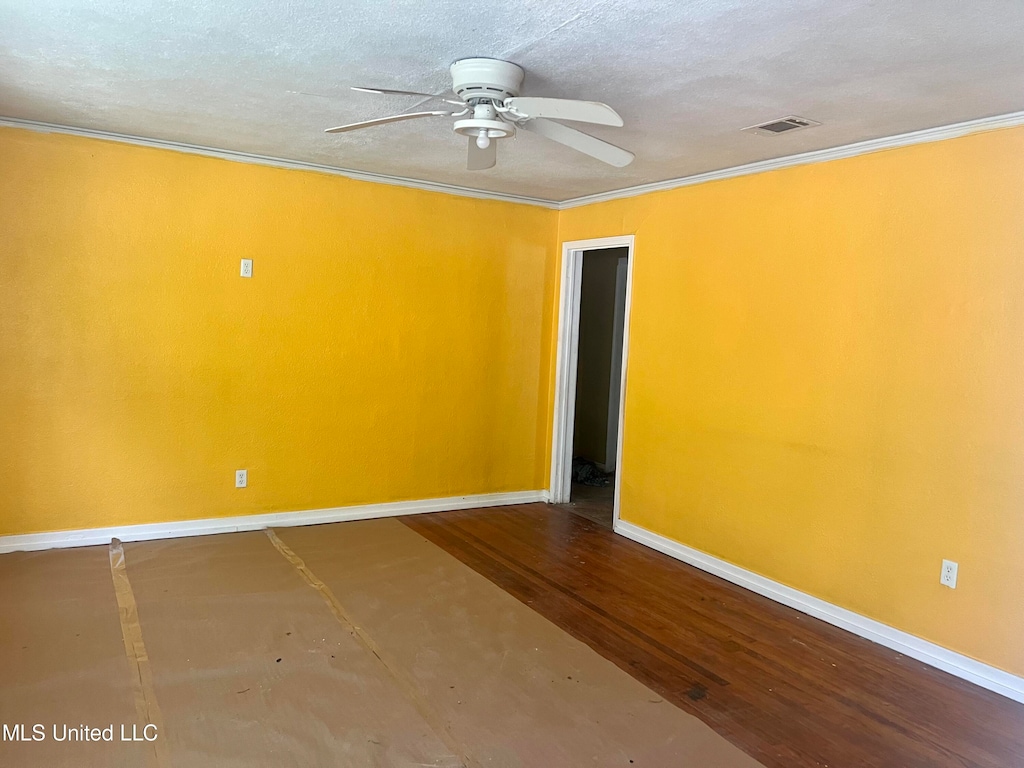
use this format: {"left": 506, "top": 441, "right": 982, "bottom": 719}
{"left": 743, "top": 115, "right": 821, "bottom": 136}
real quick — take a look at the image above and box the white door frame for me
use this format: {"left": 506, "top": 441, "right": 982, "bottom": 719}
{"left": 549, "top": 235, "right": 635, "bottom": 526}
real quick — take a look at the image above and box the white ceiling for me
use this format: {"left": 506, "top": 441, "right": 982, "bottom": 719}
{"left": 2, "top": 0, "right": 1023, "bottom": 202}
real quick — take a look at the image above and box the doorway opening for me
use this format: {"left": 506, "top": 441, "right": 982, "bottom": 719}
{"left": 549, "top": 236, "right": 634, "bottom": 529}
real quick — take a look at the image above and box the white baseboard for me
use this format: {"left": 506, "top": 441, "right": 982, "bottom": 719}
{"left": 614, "top": 519, "right": 1024, "bottom": 705}
{"left": 0, "top": 490, "right": 549, "bottom": 555}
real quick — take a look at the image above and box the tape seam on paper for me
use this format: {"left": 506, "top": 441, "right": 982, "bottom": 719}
{"left": 109, "top": 538, "right": 170, "bottom": 768}
{"left": 265, "top": 528, "right": 474, "bottom": 768}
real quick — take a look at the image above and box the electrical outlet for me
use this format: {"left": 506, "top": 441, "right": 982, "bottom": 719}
{"left": 240, "top": 259, "right": 253, "bottom": 278}
{"left": 235, "top": 469, "right": 248, "bottom": 488}
{"left": 940, "top": 559, "right": 958, "bottom": 589}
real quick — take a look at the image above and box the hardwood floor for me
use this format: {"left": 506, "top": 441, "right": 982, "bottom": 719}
{"left": 555, "top": 481, "right": 615, "bottom": 527}
{"left": 402, "top": 504, "right": 1024, "bottom": 768}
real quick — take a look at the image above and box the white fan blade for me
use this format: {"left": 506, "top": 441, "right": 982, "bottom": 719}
{"left": 352, "top": 86, "right": 436, "bottom": 97}
{"left": 521, "top": 118, "right": 634, "bottom": 167}
{"left": 505, "top": 97, "right": 623, "bottom": 126}
{"left": 325, "top": 111, "right": 450, "bottom": 133}
{"left": 352, "top": 86, "right": 463, "bottom": 105}
{"left": 467, "top": 137, "right": 497, "bottom": 170}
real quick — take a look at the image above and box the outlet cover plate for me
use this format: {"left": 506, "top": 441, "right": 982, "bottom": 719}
{"left": 940, "top": 559, "right": 958, "bottom": 588}
{"left": 235, "top": 469, "right": 248, "bottom": 488}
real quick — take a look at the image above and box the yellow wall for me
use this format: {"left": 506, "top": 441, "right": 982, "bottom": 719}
{"left": 0, "top": 127, "right": 558, "bottom": 536}
{"left": 4, "top": 121, "right": 1023, "bottom": 678}
{"left": 558, "top": 126, "right": 1024, "bottom": 676}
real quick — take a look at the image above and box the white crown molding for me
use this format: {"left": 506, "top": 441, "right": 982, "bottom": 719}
{"left": 558, "top": 110, "right": 1024, "bottom": 209}
{"left": 4, "top": 110, "right": 1022, "bottom": 212}
{"left": 0, "top": 490, "right": 548, "bottom": 554}
{"left": 615, "top": 519, "right": 1024, "bottom": 705}
{"left": 0, "top": 116, "right": 560, "bottom": 209}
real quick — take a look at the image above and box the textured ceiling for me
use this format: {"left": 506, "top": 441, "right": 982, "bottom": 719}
{"left": 2, "top": 0, "right": 1023, "bottom": 202}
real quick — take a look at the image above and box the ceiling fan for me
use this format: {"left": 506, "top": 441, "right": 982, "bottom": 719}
{"left": 325, "top": 58, "right": 634, "bottom": 171}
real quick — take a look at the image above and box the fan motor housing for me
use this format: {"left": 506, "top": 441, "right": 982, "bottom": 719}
{"left": 450, "top": 58, "right": 525, "bottom": 103}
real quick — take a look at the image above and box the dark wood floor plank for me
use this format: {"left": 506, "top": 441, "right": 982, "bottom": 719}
{"left": 402, "top": 504, "right": 1024, "bottom": 768}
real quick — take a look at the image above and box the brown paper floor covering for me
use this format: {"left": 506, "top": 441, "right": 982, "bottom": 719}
{"left": 0, "top": 518, "right": 762, "bottom": 767}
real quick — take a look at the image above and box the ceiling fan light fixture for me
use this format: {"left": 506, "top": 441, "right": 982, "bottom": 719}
{"left": 453, "top": 117, "right": 513, "bottom": 141}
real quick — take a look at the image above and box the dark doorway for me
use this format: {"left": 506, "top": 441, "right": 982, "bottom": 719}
{"left": 560, "top": 246, "right": 628, "bottom": 527}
